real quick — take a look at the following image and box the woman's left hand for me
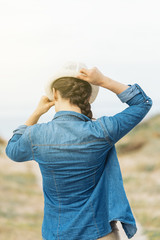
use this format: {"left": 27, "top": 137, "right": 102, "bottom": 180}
{"left": 35, "top": 96, "right": 55, "bottom": 116}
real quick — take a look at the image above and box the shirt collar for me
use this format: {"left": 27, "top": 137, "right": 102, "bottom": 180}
{"left": 53, "top": 111, "right": 91, "bottom": 122}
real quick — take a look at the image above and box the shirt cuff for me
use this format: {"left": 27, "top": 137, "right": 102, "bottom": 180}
{"left": 117, "top": 84, "right": 141, "bottom": 103}
{"left": 13, "top": 125, "right": 28, "bottom": 135}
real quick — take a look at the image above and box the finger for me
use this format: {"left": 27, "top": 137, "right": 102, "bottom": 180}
{"left": 42, "top": 95, "right": 49, "bottom": 100}
{"left": 46, "top": 102, "right": 54, "bottom": 110}
{"left": 76, "top": 74, "right": 88, "bottom": 81}
{"left": 48, "top": 101, "right": 55, "bottom": 106}
{"left": 79, "top": 68, "right": 89, "bottom": 75}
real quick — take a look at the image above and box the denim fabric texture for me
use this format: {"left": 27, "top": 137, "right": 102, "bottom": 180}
{"left": 6, "top": 84, "right": 152, "bottom": 240}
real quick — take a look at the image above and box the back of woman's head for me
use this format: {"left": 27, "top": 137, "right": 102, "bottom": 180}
{"left": 52, "top": 77, "right": 93, "bottom": 119}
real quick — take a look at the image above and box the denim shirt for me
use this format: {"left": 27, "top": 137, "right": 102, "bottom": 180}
{"left": 6, "top": 84, "right": 152, "bottom": 240}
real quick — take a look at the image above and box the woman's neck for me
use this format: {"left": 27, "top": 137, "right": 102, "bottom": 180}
{"left": 55, "top": 99, "right": 81, "bottom": 114}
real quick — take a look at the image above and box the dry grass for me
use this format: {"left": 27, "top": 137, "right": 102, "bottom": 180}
{"left": 0, "top": 154, "right": 44, "bottom": 240}
{"left": 116, "top": 114, "right": 160, "bottom": 240}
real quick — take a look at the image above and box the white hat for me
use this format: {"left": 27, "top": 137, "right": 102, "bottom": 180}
{"left": 45, "top": 61, "right": 99, "bottom": 104}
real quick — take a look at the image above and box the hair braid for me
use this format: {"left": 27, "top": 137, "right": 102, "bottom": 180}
{"left": 52, "top": 77, "right": 94, "bottom": 119}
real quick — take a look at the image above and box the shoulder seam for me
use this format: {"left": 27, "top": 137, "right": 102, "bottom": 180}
{"left": 97, "top": 119, "right": 113, "bottom": 146}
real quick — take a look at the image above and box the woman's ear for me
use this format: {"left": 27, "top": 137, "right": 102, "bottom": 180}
{"left": 52, "top": 88, "right": 58, "bottom": 101}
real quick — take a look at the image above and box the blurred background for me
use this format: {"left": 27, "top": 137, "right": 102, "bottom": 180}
{"left": 0, "top": 0, "right": 159, "bottom": 239}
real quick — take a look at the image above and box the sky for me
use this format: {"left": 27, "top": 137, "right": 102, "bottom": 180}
{"left": 0, "top": 0, "right": 160, "bottom": 139}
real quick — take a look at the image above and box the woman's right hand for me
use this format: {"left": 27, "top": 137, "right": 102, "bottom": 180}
{"left": 76, "top": 67, "right": 105, "bottom": 86}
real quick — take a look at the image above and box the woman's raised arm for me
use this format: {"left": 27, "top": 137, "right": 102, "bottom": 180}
{"left": 76, "top": 66, "right": 129, "bottom": 94}
{"left": 77, "top": 67, "right": 152, "bottom": 145}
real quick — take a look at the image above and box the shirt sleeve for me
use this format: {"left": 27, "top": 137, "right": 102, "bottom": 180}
{"left": 5, "top": 125, "right": 34, "bottom": 162}
{"left": 97, "top": 83, "right": 152, "bottom": 146}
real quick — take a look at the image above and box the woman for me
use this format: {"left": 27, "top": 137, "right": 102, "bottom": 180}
{"left": 6, "top": 62, "right": 152, "bottom": 240}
